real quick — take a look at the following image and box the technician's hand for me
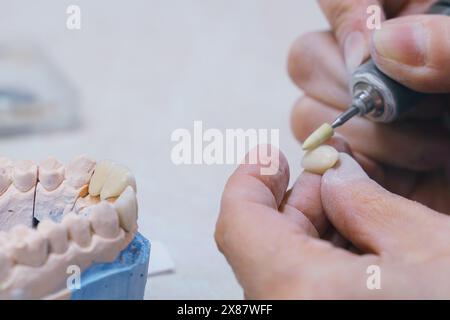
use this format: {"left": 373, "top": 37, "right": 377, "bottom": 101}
{"left": 216, "top": 146, "right": 450, "bottom": 299}
{"left": 288, "top": 0, "right": 450, "bottom": 213}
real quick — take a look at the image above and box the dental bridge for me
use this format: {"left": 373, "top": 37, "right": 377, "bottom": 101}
{"left": 0, "top": 155, "right": 141, "bottom": 299}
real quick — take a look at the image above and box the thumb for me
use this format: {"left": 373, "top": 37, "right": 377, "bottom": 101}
{"left": 318, "top": 0, "right": 385, "bottom": 73}
{"left": 372, "top": 15, "right": 450, "bottom": 92}
{"left": 320, "top": 153, "right": 445, "bottom": 258}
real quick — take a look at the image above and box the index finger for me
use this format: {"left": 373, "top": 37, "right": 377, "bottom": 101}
{"left": 317, "top": 0, "right": 385, "bottom": 72}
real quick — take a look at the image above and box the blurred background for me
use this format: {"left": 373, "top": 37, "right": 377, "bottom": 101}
{"left": 0, "top": 1, "right": 328, "bottom": 299}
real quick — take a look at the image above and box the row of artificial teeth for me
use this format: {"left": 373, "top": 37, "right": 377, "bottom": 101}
{"left": 0, "top": 155, "right": 97, "bottom": 196}
{"left": 0, "top": 156, "right": 137, "bottom": 197}
{"left": 88, "top": 160, "right": 137, "bottom": 201}
{"left": 39, "top": 155, "right": 96, "bottom": 191}
{"left": 0, "top": 186, "right": 138, "bottom": 282}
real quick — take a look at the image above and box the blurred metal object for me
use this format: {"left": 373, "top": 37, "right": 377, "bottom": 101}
{"left": 0, "top": 44, "right": 79, "bottom": 136}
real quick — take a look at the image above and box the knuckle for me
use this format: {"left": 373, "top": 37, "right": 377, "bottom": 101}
{"left": 324, "top": 0, "right": 358, "bottom": 29}
{"left": 288, "top": 32, "right": 321, "bottom": 87}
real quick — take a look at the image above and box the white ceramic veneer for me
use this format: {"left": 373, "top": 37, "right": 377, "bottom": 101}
{"left": 302, "top": 145, "right": 339, "bottom": 175}
{"left": 100, "top": 164, "right": 136, "bottom": 200}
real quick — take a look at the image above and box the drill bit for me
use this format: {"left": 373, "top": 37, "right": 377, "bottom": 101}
{"left": 331, "top": 105, "right": 361, "bottom": 129}
{"left": 302, "top": 105, "right": 361, "bottom": 150}
{"left": 302, "top": 123, "right": 334, "bottom": 150}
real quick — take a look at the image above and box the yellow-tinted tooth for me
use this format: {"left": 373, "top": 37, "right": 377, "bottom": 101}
{"left": 302, "top": 123, "right": 334, "bottom": 151}
{"left": 100, "top": 165, "right": 136, "bottom": 200}
{"left": 302, "top": 145, "right": 339, "bottom": 175}
{"left": 89, "top": 160, "right": 114, "bottom": 196}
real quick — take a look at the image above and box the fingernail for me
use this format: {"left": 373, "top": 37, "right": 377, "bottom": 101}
{"left": 372, "top": 21, "right": 427, "bottom": 66}
{"left": 344, "top": 31, "right": 367, "bottom": 74}
{"left": 323, "top": 153, "right": 368, "bottom": 185}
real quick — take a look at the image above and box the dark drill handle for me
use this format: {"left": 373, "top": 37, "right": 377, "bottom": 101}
{"left": 351, "top": 0, "right": 450, "bottom": 122}
{"left": 428, "top": 0, "right": 450, "bottom": 14}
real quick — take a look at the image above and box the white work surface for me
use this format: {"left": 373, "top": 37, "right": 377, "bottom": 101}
{"left": 0, "top": 1, "right": 327, "bottom": 299}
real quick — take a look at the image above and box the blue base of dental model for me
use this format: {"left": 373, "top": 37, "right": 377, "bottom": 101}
{"left": 71, "top": 233, "right": 150, "bottom": 300}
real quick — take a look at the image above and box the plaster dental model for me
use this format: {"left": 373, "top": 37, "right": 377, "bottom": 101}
{"left": 0, "top": 156, "right": 149, "bottom": 300}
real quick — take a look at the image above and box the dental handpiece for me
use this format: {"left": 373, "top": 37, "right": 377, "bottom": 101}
{"left": 331, "top": 0, "right": 450, "bottom": 129}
